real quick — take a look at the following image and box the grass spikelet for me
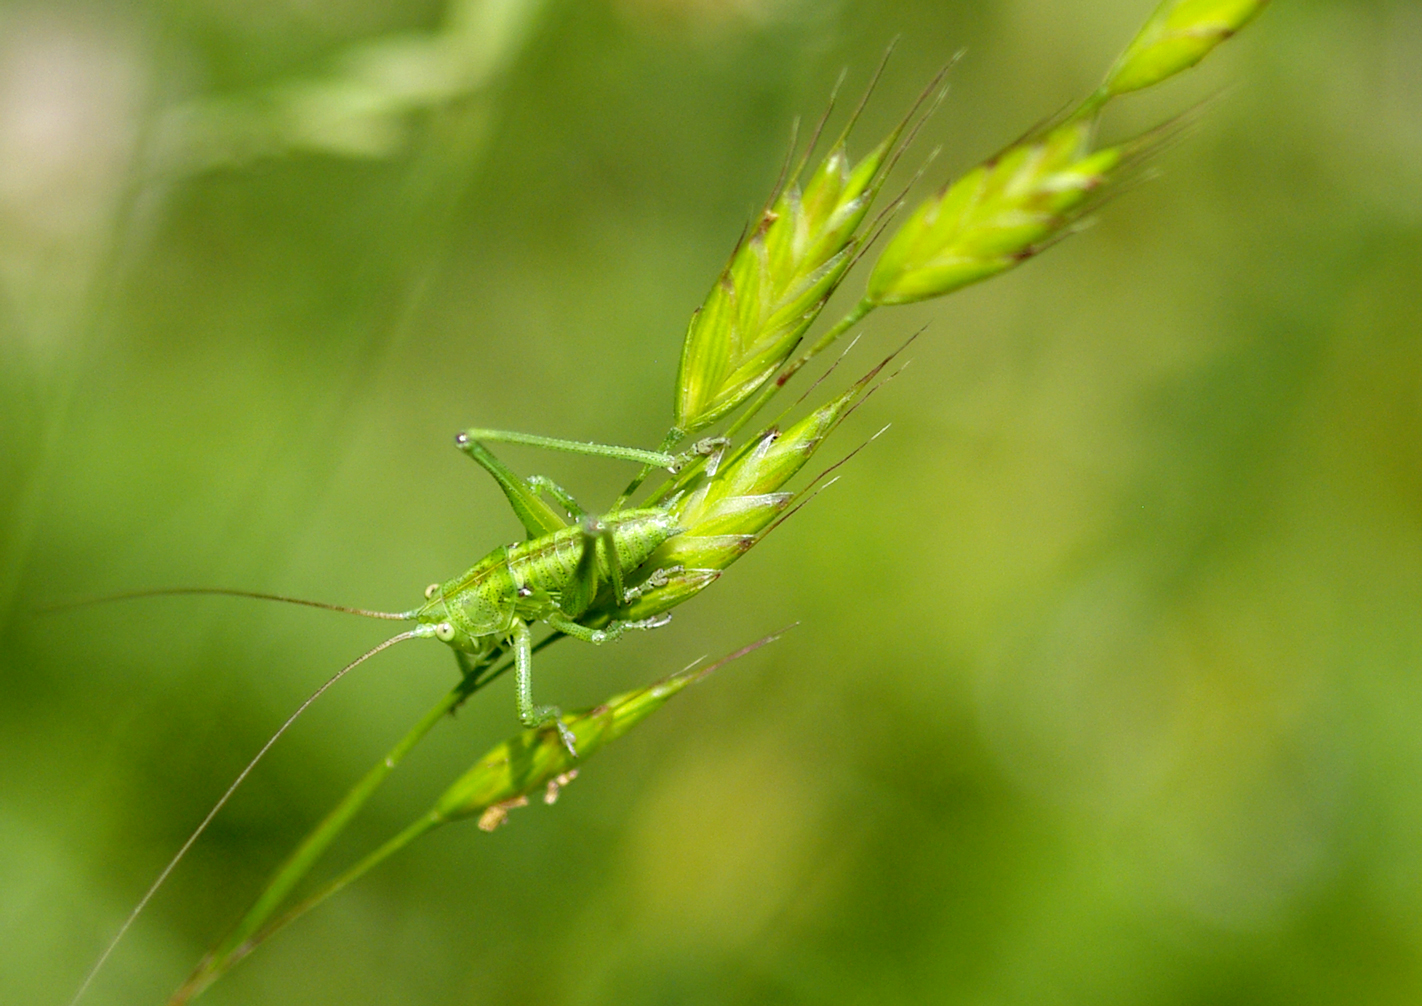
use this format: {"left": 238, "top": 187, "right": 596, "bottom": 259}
{"left": 1100, "top": 0, "right": 1271, "bottom": 99}
{"left": 618, "top": 350, "right": 894, "bottom": 622}
{"left": 673, "top": 148, "right": 884, "bottom": 435}
{"left": 865, "top": 119, "right": 1120, "bottom": 306}
{"left": 718, "top": 1, "right": 1270, "bottom": 427}
{"left": 434, "top": 659, "right": 723, "bottom": 821}
{"left": 672, "top": 64, "right": 935, "bottom": 436}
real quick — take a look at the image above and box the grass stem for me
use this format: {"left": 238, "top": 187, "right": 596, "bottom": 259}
{"left": 167, "top": 649, "right": 523, "bottom": 1004}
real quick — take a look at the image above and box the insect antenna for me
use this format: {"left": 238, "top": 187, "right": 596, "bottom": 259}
{"left": 66, "top": 626, "right": 431, "bottom": 1006}
{"left": 39, "top": 587, "right": 415, "bottom": 621}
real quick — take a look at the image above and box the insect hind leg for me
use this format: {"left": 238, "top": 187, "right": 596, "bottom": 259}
{"left": 455, "top": 435, "right": 566, "bottom": 538}
{"left": 461, "top": 428, "right": 675, "bottom": 467}
{"left": 559, "top": 514, "right": 627, "bottom": 617}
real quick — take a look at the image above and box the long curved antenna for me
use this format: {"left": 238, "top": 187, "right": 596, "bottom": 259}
{"left": 66, "top": 626, "right": 431, "bottom": 1006}
{"left": 39, "top": 588, "right": 414, "bottom": 621}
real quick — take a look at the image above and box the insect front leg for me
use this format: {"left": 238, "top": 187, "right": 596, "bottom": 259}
{"left": 511, "top": 617, "right": 578, "bottom": 756}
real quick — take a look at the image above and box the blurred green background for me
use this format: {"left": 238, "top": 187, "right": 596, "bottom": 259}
{"left": 4, "top": 0, "right": 1421, "bottom": 1003}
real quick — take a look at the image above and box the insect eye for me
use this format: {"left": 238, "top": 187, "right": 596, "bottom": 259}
{"left": 434, "top": 622, "right": 456, "bottom": 641}
{"left": 424, "top": 583, "right": 440, "bottom": 599}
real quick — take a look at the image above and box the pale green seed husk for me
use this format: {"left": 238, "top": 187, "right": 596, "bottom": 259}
{"left": 1103, "top": 0, "right": 1271, "bottom": 97}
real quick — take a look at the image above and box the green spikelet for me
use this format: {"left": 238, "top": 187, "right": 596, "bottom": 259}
{"left": 866, "top": 120, "right": 1120, "bottom": 307}
{"left": 1102, "top": 0, "right": 1271, "bottom": 98}
{"left": 733, "top": 0, "right": 1270, "bottom": 412}
{"left": 432, "top": 662, "right": 715, "bottom": 827}
{"left": 619, "top": 356, "right": 888, "bottom": 622}
{"left": 673, "top": 126, "right": 904, "bottom": 435}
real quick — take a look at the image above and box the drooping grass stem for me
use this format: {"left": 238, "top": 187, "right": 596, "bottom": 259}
{"left": 168, "top": 691, "right": 463, "bottom": 1004}
{"left": 173, "top": 811, "right": 447, "bottom": 1005}
{"left": 241, "top": 812, "right": 445, "bottom": 967}
{"left": 168, "top": 643, "right": 538, "bottom": 1004}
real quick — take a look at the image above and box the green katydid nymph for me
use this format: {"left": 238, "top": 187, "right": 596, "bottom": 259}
{"left": 416, "top": 432, "right": 687, "bottom": 754}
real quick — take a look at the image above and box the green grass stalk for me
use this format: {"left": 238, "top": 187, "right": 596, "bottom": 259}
{"left": 168, "top": 644, "right": 527, "bottom": 1004}
{"left": 168, "top": 686, "right": 466, "bottom": 1004}
{"left": 170, "top": 633, "right": 782, "bottom": 1002}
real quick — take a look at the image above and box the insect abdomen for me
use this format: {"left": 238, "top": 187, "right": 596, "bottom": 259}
{"left": 506, "top": 509, "right": 677, "bottom": 595}
{"left": 607, "top": 509, "right": 681, "bottom": 572}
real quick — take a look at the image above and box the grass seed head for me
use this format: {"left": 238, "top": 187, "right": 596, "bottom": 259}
{"left": 866, "top": 119, "right": 1120, "bottom": 307}
{"left": 673, "top": 137, "right": 897, "bottom": 435}
{"left": 1103, "top": 0, "right": 1271, "bottom": 97}
{"left": 432, "top": 666, "right": 712, "bottom": 824}
{"left": 619, "top": 368, "right": 877, "bottom": 621}
{"left": 857, "top": 0, "right": 1267, "bottom": 311}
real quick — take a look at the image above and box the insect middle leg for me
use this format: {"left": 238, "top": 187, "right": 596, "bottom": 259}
{"left": 509, "top": 603, "right": 669, "bottom": 759}
{"left": 557, "top": 515, "right": 627, "bottom": 617}
{"left": 525, "top": 475, "right": 587, "bottom": 520}
{"left": 518, "top": 522, "right": 673, "bottom": 754}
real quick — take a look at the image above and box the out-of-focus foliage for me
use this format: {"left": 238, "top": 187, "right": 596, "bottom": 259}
{"left": 4, "top": 1, "right": 1421, "bottom": 1005}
